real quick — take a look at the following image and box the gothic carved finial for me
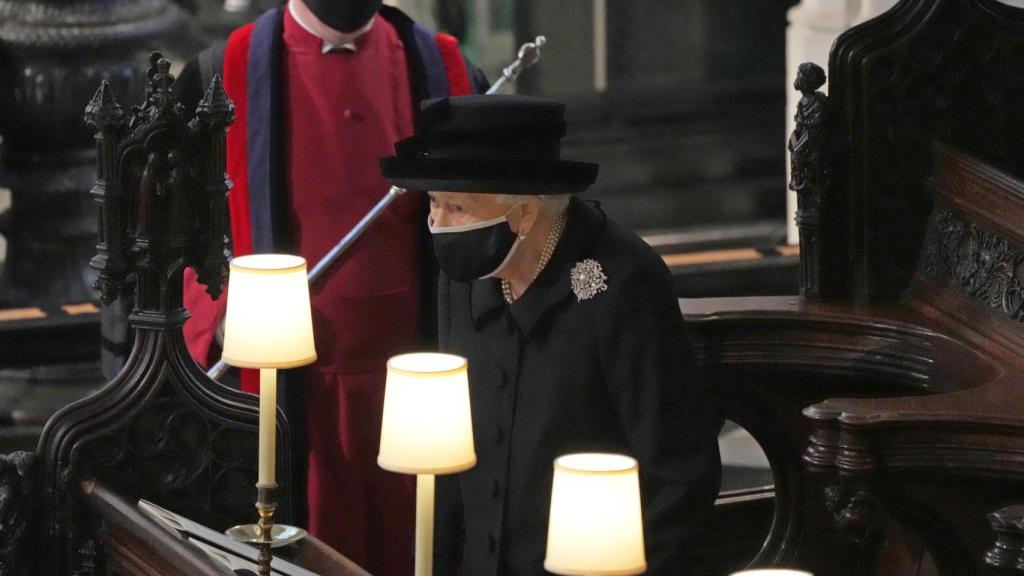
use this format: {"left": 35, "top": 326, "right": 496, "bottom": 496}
{"left": 84, "top": 81, "right": 127, "bottom": 304}
{"left": 84, "top": 53, "right": 233, "bottom": 311}
{"left": 83, "top": 81, "right": 124, "bottom": 134}
{"left": 130, "top": 52, "right": 182, "bottom": 130}
{"left": 193, "top": 74, "right": 235, "bottom": 131}
{"left": 789, "top": 61, "right": 829, "bottom": 300}
{"left": 189, "top": 73, "right": 234, "bottom": 300}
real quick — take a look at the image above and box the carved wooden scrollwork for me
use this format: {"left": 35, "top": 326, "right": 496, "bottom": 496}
{"left": 789, "top": 62, "right": 829, "bottom": 300}
{"left": 923, "top": 207, "right": 1024, "bottom": 324}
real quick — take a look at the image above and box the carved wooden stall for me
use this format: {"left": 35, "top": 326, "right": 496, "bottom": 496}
{"left": 0, "top": 54, "right": 300, "bottom": 575}
{"left": 685, "top": 0, "right": 1024, "bottom": 574}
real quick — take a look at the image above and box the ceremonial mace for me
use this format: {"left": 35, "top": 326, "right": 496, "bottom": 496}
{"left": 207, "top": 35, "right": 547, "bottom": 381}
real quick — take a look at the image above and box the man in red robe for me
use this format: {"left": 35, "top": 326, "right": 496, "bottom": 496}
{"left": 173, "top": 2, "right": 484, "bottom": 574}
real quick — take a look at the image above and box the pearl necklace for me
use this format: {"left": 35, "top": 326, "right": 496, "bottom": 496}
{"left": 502, "top": 211, "right": 567, "bottom": 304}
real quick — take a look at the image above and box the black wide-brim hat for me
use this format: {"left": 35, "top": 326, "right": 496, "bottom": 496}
{"left": 380, "top": 95, "right": 599, "bottom": 195}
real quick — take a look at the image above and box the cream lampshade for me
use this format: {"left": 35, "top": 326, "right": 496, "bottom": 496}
{"left": 545, "top": 453, "right": 646, "bottom": 576}
{"left": 222, "top": 254, "right": 317, "bottom": 369}
{"left": 222, "top": 254, "right": 317, "bottom": 488}
{"left": 729, "top": 565, "right": 815, "bottom": 569}
{"left": 730, "top": 571, "right": 814, "bottom": 576}
{"left": 378, "top": 352, "right": 477, "bottom": 474}
{"left": 378, "top": 352, "right": 476, "bottom": 576}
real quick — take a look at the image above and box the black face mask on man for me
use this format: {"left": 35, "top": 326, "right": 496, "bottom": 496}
{"left": 429, "top": 210, "right": 523, "bottom": 282}
{"left": 303, "top": 0, "right": 382, "bottom": 33}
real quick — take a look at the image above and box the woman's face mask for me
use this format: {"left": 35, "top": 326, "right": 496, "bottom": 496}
{"left": 428, "top": 207, "right": 522, "bottom": 282}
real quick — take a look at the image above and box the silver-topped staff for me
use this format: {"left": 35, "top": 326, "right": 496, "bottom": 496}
{"left": 487, "top": 35, "right": 546, "bottom": 95}
{"left": 207, "top": 35, "right": 548, "bottom": 381}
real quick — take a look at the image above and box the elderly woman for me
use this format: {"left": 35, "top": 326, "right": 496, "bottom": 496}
{"left": 381, "top": 95, "right": 721, "bottom": 576}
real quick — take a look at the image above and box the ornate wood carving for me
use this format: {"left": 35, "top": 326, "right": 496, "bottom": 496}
{"left": 818, "top": 0, "right": 1024, "bottom": 302}
{"left": 25, "top": 53, "right": 294, "bottom": 575}
{"left": 825, "top": 486, "right": 888, "bottom": 554}
{"left": 0, "top": 452, "right": 36, "bottom": 576}
{"left": 923, "top": 207, "right": 1024, "bottom": 324}
{"left": 684, "top": 2, "right": 1024, "bottom": 575}
{"left": 789, "top": 62, "right": 829, "bottom": 300}
{"left": 986, "top": 505, "right": 1024, "bottom": 574}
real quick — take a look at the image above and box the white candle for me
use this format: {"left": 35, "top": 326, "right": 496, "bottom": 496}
{"left": 415, "top": 474, "right": 435, "bottom": 576}
{"left": 258, "top": 368, "right": 277, "bottom": 486}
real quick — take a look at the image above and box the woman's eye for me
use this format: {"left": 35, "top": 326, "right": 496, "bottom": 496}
{"left": 452, "top": 204, "right": 465, "bottom": 213}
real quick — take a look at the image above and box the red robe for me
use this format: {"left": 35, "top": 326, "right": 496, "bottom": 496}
{"left": 181, "top": 6, "right": 474, "bottom": 575}
{"left": 283, "top": 11, "right": 421, "bottom": 575}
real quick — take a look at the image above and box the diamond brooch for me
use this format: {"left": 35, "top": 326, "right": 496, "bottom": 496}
{"left": 570, "top": 259, "right": 608, "bottom": 301}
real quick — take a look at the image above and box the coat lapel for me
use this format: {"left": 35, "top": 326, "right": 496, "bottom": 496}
{"left": 469, "top": 197, "right": 607, "bottom": 337}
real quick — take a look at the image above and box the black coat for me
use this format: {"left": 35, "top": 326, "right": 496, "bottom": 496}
{"left": 434, "top": 197, "right": 722, "bottom": 576}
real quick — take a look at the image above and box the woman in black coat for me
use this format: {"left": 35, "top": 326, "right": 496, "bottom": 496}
{"left": 381, "top": 95, "right": 722, "bottom": 576}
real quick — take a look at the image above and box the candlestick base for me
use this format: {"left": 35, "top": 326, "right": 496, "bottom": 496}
{"left": 224, "top": 522, "right": 307, "bottom": 547}
{"left": 225, "top": 483, "right": 305, "bottom": 576}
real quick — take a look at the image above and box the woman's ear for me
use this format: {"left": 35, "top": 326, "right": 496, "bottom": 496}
{"left": 509, "top": 197, "right": 542, "bottom": 238}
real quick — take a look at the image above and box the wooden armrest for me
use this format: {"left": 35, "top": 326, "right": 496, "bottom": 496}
{"left": 679, "top": 295, "right": 997, "bottom": 394}
{"left": 82, "top": 482, "right": 233, "bottom": 576}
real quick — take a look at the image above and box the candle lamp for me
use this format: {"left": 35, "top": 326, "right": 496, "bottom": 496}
{"left": 221, "top": 254, "right": 317, "bottom": 576}
{"left": 378, "top": 352, "right": 477, "bottom": 576}
{"left": 545, "top": 453, "right": 646, "bottom": 576}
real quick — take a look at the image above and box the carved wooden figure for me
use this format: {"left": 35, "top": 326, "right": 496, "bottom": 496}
{"left": 684, "top": 1, "right": 1024, "bottom": 575}
{"left": 789, "top": 62, "right": 829, "bottom": 300}
{"left": 0, "top": 52, "right": 294, "bottom": 575}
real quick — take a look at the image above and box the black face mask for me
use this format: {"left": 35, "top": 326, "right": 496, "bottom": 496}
{"left": 304, "top": 0, "right": 382, "bottom": 33}
{"left": 429, "top": 213, "right": 523, "bottom": 282}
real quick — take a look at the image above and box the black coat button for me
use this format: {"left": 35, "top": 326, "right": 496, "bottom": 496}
{"left": 492, "top": 478, "right": 501, "bottom": 497}
{"left": 499, "top": 370, "right": 509, "bottom": 389}
{"left": 492, "top": 424, "right": 504, "bottom": 444}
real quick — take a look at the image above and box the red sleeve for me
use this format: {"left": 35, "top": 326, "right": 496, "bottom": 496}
{"left": 224, "top": 22, "right": 255, "bottom": 258}
{"left": 434, "top": 33, "right": 472, "bottom": 96}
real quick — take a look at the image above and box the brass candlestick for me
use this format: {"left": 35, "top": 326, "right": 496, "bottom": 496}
{"left": 226, "top": 483, "right": 307, "bottom": 575}
{"left": 221, "top": 255, "right": 314, "bottom": 569}
{"left": 255, "top": 483, "right": 277, "bottom": 576}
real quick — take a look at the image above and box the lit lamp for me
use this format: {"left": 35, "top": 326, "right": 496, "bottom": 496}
{"left": 378, "top": 353, "right": 476, "bottom": 576}
{"left": 221, "top": 254, "right": 317, "bottom": 576}
{"left": 733, "top": 565, "right": 811, "bottom": 569}
{"left": 730, "top": 571, "right": 814, "bottom": 576}
{"left": 545, "top": 453, "right": 646, "bottom": 576}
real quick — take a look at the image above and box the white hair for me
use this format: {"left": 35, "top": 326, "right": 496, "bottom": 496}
{"left": 494, "top": 194, "right": 571, "bottom": 216}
